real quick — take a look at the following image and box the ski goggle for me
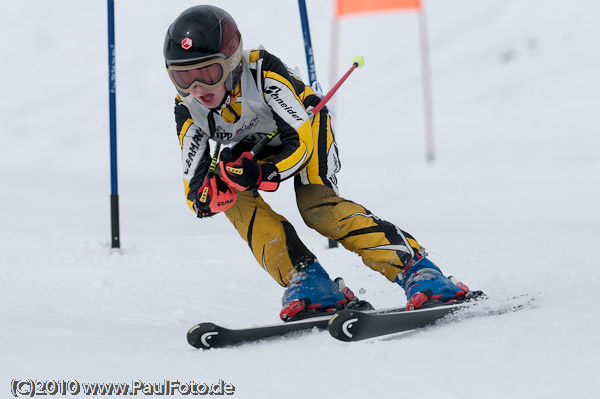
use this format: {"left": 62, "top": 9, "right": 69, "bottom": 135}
{"left": 166, "top": 39, "right": 243, "bottom": 93}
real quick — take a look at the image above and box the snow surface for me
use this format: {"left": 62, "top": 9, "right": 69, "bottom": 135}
{"left": 1, "top": 0, "right": 599, "bottom": 397}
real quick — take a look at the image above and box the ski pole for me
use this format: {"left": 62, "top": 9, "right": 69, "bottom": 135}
{"left": 249, "top": 129, "right": 279, "bottom": 158}
{"left": 198, "top": 142, "right": 222, "bottom": 206}
{"left": 250, "top": 56, "right": 366, "bottom": 157}
{"left": 309, "top": 55, "right": 365, "bottom": 116}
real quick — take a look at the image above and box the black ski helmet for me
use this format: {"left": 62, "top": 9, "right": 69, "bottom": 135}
{"left": 164, "top": 5, "right": 243, "bottom": 93}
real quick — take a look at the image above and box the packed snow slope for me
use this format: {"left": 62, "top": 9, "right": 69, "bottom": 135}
{"left": 1, "top": 0, "right": 599, "bottom": 398}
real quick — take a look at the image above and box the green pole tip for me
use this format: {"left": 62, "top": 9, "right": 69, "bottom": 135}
{"left": 352, "top": 56, "right": 365, "bottom": 68}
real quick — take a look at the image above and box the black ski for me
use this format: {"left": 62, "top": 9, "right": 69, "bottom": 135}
{"left": 188, "top": 292, "right": 530, "bottom": 349}
{"left": 328, "top": 301, "right": 471, "bottom": 342}
{"left": 187, "top": 306, "right": 403, "bottom": 349}
{"left": 328, "top": 292, "right": 530, "bottom": 342}
{"left": 187, "top": 314, "right": 333, "bottom": 349}
{"left": 187, "top": 301, "right": 472, "bottom": 350}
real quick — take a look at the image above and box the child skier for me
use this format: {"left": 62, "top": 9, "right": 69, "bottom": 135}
{"left": 164, "top": 5, "right": 470, "bottom": 321}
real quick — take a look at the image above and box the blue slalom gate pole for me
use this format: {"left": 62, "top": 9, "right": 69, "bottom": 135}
{"left": 297, "top": 0, "right": 317, "bottom": 86}
{"left": 107, "top": 0, "right": 120, "bottom": 252}
{"left": 297, "top": 0, "right": 338, "bottom": 248}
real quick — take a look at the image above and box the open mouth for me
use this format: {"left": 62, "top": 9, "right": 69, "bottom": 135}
{"left": 200, "top": 94, "right": 214, "bottom": 103}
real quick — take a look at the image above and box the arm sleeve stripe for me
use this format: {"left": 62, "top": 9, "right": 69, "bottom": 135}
{"left": 274, "top": 121, "right": 312, "bottom": 179}
{"left": 179, "top": 118, "right": 194, "bottom": 148}
{"left": 183, "top": 179, "right": 195, "bottom": 212}
{"left": 278, "top": 144, "right": 310, "bottom": 180}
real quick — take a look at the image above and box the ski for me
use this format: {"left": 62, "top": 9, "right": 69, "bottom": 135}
{"left": 328, "top": 292, "right": 531, "bottom": 342}
{"left": 188, "top": 293, "right": 531, "bottom": 349}
{"left": 187, "top": 313, "right": 333, "bottom": 349}
{"left": 187, "top": 306, "right": 404, "bottom": 349}
{"left": 328, "top": 301, "right": 472, "bottom": 342}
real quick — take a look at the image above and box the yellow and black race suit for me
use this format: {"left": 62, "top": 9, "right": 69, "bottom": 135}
{"left": 173, "top": 49, "right": 423, "bottom": 286}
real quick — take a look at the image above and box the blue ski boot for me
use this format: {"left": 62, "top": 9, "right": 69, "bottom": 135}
{"left": 280, "top": 261, "right": 354, "bottom": 321}
{"left": 396, "top": 255, "right": 469, "bottom": 310}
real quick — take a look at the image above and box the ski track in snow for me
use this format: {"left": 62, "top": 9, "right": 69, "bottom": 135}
{"left": 1, "top": 0, "right": 599, "bottom": 398}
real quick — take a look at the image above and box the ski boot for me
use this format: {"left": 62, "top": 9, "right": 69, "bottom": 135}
{"left": 396, "top": 255, "right": 470, "bottom": 310}
{"left": 280, "top": 261, "right": 372, "bottom": 322}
